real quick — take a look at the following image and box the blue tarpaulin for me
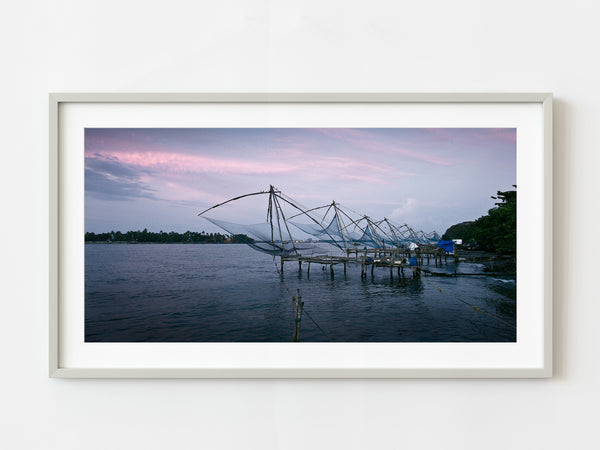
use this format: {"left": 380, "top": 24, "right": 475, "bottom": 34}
{"left": 437, "top": 240, "right": 454, "bottom": 253}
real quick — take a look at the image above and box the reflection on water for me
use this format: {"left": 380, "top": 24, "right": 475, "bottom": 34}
{"left": 85, "top": 244, "right": 516, "bottom": 342}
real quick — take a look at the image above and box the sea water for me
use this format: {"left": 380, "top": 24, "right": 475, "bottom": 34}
{"left": 85, "top": 243, "right": 516, "bottom": 342}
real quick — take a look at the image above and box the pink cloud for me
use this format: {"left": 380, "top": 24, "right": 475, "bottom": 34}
{"left": 313, "top": 156, "right": 391, "bottom": 173}
{"left": 425, "top": 128, "right": 516, "bottom": 146}
{"left": 95, "top": 151, "right": 297, "bottom": 176}
{"left": 490, "top": 128, "right": 517, "bottom": 144}
{"left": 339, "top": 174, "right": 394, "bottom": 185}
{"left": 318, "top": 129, "right": 453, "bottom": 166}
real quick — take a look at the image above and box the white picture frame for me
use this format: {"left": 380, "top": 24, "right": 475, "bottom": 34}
{"left": 49, "top": 93, "right": 552, "bottom": 378}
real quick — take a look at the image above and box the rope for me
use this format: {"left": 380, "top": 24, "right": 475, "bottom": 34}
{"left": 302, "top": 308, "right": 333, "bottom": 341}
{"left": 271, "top": 259, "right": 332, "bottom": 341}
{"left": 425, "top": 279, "right": 516, "bottom": 330}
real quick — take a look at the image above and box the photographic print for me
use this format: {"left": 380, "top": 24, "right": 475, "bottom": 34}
{"left": 84, "top": 127, "right": 517, "bottom": 343}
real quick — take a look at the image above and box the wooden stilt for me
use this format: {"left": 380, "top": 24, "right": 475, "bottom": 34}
{"left": 292, "top": 290, "right": 303, "bottom": 342}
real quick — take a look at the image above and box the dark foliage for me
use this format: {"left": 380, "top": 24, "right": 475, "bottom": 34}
{"left": 442, "top": 189, "right": 516, "bottom": 253}
{"left": 442, "top": 221, "right": 476, "bottom": 242}
{"left": 85, "top": 228, "right": 254, "bottom": 244}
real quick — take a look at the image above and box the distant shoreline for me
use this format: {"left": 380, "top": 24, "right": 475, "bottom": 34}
{"left": 84, "top": 230, "right": 253, "bottom": 245}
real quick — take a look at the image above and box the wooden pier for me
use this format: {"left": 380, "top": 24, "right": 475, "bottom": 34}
{"left": 278, "top": 244, "right": 476, "bottom": 279}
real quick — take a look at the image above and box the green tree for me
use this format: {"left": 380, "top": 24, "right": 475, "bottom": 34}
{"left": 473, "top": 189, "right": 516, "bottom": 253}
{"left": 443, "top": 188, "right": 516, "bottom": 253}
{"left": 442, "top": 221, "right": 476, "bottom": 242}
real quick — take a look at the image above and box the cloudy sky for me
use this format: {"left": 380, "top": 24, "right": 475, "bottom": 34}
{"left": 84, "top": 128, "right": 516, "bottom": 235}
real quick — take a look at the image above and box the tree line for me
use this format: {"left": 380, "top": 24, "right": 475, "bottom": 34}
{"left": 442, "top": 189, "right": 516, "bottom": 253}
{"left": 85, "top": 229, "right": 254, "bottom": 244}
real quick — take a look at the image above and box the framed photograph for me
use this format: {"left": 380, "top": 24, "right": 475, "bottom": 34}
{"left": 49, "top": 93, "right": 552, "bottom": 378}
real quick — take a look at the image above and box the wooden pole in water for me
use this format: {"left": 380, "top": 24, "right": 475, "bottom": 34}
{"left": 453, "top": 247, "right": 458, "bottom": 274}
{"left": 292, "top": 290, "right": 303, "bottom": 342}
{"left": 298, "top": 260, "right": 302, "bottom": 272}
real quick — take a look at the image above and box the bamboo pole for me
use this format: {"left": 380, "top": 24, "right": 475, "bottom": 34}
{"left": 292, "top": 290, "right": 303, "bottom": 342}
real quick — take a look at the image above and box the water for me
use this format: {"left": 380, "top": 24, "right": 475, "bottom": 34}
{"left": 85, "top": 244, "right": 516, "bottom": 342}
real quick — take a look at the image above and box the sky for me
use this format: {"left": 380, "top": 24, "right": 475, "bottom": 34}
{"left": 84, "top": 128, "right": 516, "bottom": 235}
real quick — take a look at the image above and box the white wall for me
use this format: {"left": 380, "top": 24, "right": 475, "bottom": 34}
{"left": 1, "top": 1, "right": 598, "bottom": 448}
